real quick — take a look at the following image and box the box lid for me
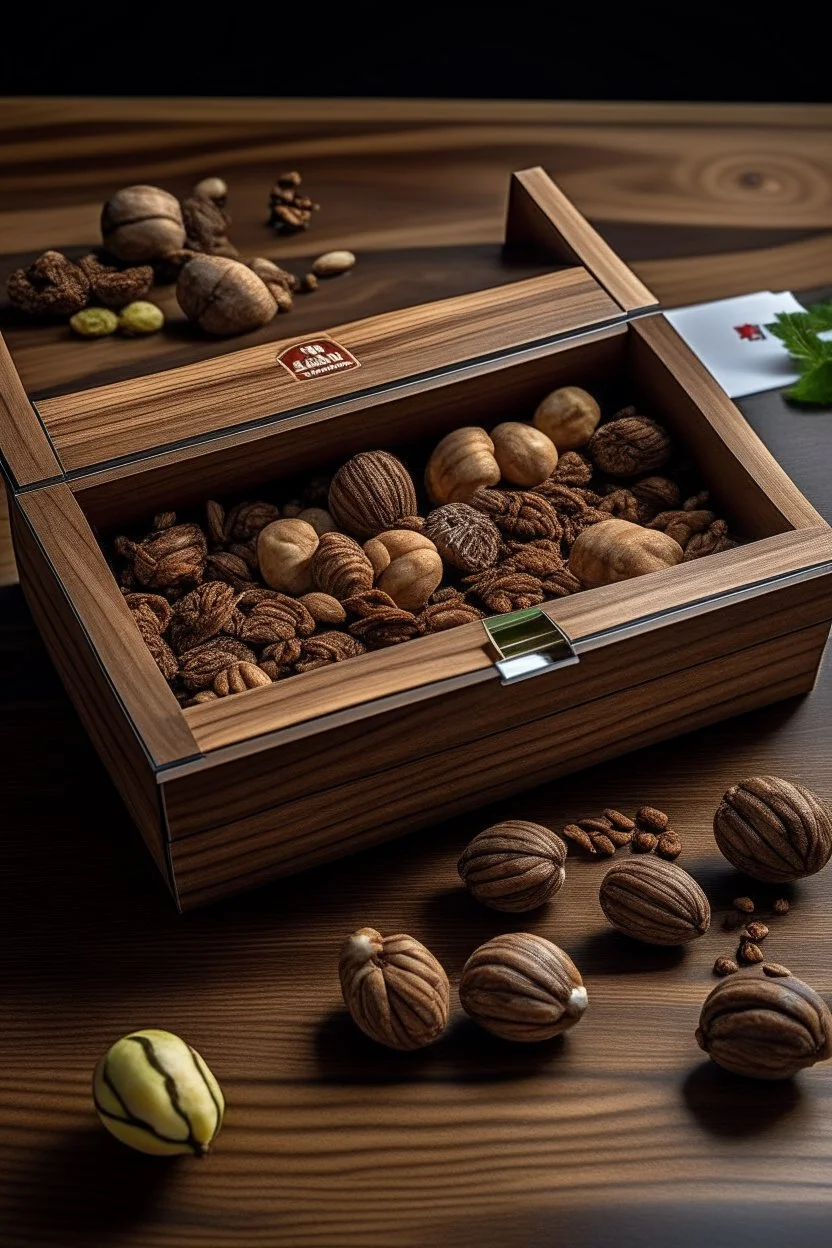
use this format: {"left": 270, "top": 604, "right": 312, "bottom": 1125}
{"left": 0, "top": 168, "right": 657, "bottom": 491}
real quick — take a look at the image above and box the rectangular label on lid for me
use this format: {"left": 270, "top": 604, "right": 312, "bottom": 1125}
{"left": 276, "top": 338, "right": 361, "bottom": 382}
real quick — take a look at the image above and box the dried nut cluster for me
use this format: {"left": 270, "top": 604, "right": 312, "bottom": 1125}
{"left": 561, "top": 805, "right": 681, "bottom": 860}
{"left": 714, "top": 775, "right": 832, "bottom": 882}
{"left": 599, "top": 857, "right": 711, "bottom": 945}
{"left": 696, "top": 974, "right": 832, "bottom": 1080}
{"left": 113, "top": 387, "right": 737, "bottom": 702}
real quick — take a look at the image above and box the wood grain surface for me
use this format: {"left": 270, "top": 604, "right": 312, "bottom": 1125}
{"left": 2, "top": 99, "right": 832, "bottom": 1248}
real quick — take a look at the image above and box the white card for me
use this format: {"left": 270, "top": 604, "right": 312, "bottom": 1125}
{"left": 665, "top": 291, "right": 806, "bottom": 398}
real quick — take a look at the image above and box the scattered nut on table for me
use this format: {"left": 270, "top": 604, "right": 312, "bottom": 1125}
{"left": 338, "top": 927, "right": 450, "bottom": 1050}
{"left": 458, "top": 820, "right": 567, "bottom": 912}
{"left": 714, "top": 775, "right": 832, "bottom": 882}
{"left": 459, "top": 932, "right": 587, "bottom": 1041}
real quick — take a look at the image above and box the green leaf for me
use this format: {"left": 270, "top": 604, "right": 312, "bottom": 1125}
{"left": 787, "top": 359, "right": 832, "bottom": 405}
{"left": 804, "top": 301, "right": 832, "bottom": 334}
{"left": 765, "top": 312, "right": 828, "bottom": 367}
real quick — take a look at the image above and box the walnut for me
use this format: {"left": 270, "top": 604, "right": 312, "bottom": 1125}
{"left": 233, "top": 593, "right": 316, "bottom": 645}
{"left": 224, "top": 500, "right": 281, "bottom": 542}
{"left": 328, "top": 452, "right": 418, "bottom": 539}
{"left": 7, "top": 250, "right": 90, "bottom": 317}
{"left": 124, "top": 592, "right": 178, "bottom": 680}
{"left": 169, "top": 580, "right": 238, "bottom": 653}
{"left": 179, "top": 637, "right": 257, "bottom": 690}
{"left": 464, "top": 570, "right": 545, "bottom": 614}
{"left": 714, "top": 776, "right": 832, "bottom": 882}
{"left": 490, "top": 422, "right": 558, "bottom": 487}
{"left": 420, "top": 598, "right": 484, "bottom": 632}
{"left": 631, "top": 475, "right": 681, "bottom": 520}
{"left": 696, "top": 973, "right": 832, "bottom": 1080}
{"left": 598, "top": 487, "right": 642, "bottom": 523}
{"left": 458, "top": 821, "right": 567, "bottom": 912}
{"left": 648, "top": 508, "right": 716, "bottom": 549}
{"left": 247, "top": 257, "right": 298, "bottom": 299}
{"left": 459, "top": 933, "right": 588, "bottom": 1042}
{"left": 422, "top": 503, "right": 503, "bottom": 573}
{"left": 101, "top": 185, "right": 187, "bottom": 262}
{"left": 204, "top": 551, "right": 255, "bottom": 591}
{"left": 213, "top": 661, "right": 272, "bottom": 697}
{"left": 311, "top": 533, "right": 375, "bottom": 601}
{"left": 470, "top": 489, "right": 561, "bottom": 540}
{"left": 425, "top": 427, "right": 501, "bottom": 505}
{"left": 181, "top": 194, "right": 238, "bottom": 257}
{"left": 295, "top": 632, "right": 367, "bottom": 673}
{"left": 339, "top": 928, "right": 450, "bottom": 1050}
{"left": 569, "top": 518, "right": 683, "bottom": 588}
{"left": 599, "top": 858, "right": 711, "bottom": 945}
{"left": 548, "top": 450, "right": 594, "bottom": 486}
{"left": 588, "top": 413, "right": 672, "bottom": 477}
{"left": 533, "top": 385, "right": 601, "bottom": 450}
{"left": 73, "top": 252, "right": 153, "bottom": 308}
{"left": 257, "top": 520, "right": 319, "bottom": 594}
{"left": 348, "top": 602, "right": 425, "bottom": 648}
{"left": 177, "top": 255, "right": 277, "bottom": 336}
{"left": 268, "top": 171, "right": 320, "bottom": 233}
{"left": 261, "top": 636, "right": 303, "bottom": 672}
{"left": 684, "top": 519, "right": 737, "bottom": 560}
{"left": 115, "top": 522, "right": 207, "bottom": 593}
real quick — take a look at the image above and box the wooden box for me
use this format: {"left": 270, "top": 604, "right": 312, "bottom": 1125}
{"left": 2, "top": 169, "right": 832, "bottom": 911}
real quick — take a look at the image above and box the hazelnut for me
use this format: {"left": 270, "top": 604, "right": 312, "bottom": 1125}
{"left": 569, "top": 518, "right": 683, "bottom": 587}
{"left": 339, "top": 927, "right": 450, "bottom": 1050}
{"left": 533, "top": 386, "right": 601, "bottom": 450}
{"left": 256, "top": 519, "right": 319, "bottom": 594}
{"left": 378, "top": 548, "right": 443, "bottom": 612}
{"left": 490, "top": 422, "right": 558, "bottom": 487}
{"left": 177, "top": 255, "right": 278, "bottom": 336}
{"left": 101, "top": 185, "right": 187, "bottom": 262}
{"left": 362, "top": 529, "right": 437, "bottom": 576}
{"left": 459, "top": 933, "right": 587, "bottom": 1041}
{"left": 425, "top": 428, "right": 501, "bottom": 505}
{"left": 714, "top": 775, "right": 832, "bottom": 883}
{"left": 328, "top": 452, "right": 418, "bottom": 539}
{"left": 298, "top": 592, "right": 347, "bottom": 625}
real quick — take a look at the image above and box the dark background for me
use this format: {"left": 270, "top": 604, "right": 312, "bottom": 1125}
{"left": 2, "top": 8, "right": 827, "bottom": 102}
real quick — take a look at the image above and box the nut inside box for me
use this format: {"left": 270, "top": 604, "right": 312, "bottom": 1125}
{"left": 3, "top": 169, "right": 832, "bottom": 910}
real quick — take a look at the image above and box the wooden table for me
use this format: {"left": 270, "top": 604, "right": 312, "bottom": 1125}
{"left": 2, "top": 99, "right": 832, "bottom": 1248}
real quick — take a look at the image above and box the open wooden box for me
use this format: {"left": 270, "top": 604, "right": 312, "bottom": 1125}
{"left": 3, "top": 168, "right": 832, "bottom": 911}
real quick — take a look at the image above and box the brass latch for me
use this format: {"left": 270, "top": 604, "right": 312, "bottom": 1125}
{"left": 483, "top": 608, "right": 579, "bottom": 685}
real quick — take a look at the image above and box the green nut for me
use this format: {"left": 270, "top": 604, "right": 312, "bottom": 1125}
{"left": 69, "top": 307, "right": 119, "bottom": 338}
{"left": 118, "top": 300, "right": 165, "bottom": 336}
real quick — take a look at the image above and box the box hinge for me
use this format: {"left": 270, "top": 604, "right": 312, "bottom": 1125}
{"left": 483, "top": 608, "right": 579, "bottom": 685}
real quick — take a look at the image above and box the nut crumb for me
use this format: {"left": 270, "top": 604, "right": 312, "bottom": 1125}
{"left": 733, "top": 896, "right": 755, "bottom": 914}
{"left": 631, "top": 830, "right": 658, "bottom": 853}
{"left": 656, "top": 831, "right": 682, "bottom": 860}
{"left": 739, "top": 941, "right": 765, "bottom": 964}
{"left": 763, "top": 962, "right": 792, "bottom": 978}
{"left": 603, "top": 809, "right": 636, "bottom": 833}
{"left": 744, "top": 921, "right": 769, "bottom": 942}
{"left": 635, "top": 805, "right": 669, "bottom": 832}
{"left": 773, "top": 898, "right": 790, "bottom": 915}
{"left": 713, "top": 956, "right": 739, "bottom": 977}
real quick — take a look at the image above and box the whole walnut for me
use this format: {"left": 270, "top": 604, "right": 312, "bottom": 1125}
{"left": 177, "top": 255, "right": 277, "bottom": 336}
{"left": 569, "top": 518, "right": 683, "bottom": 587}
{"left": 116, "top": 522, "right": 207, "bottom": 593}
{"left": 257, "top": 519, "right": 319, "bottom": 595}
{"left": 458, "top": 821, "right": 567, "bottom": 912}
{"left": 425, "top": 427, "right": 501, "bottom": 505}
{"left": 311, "top": 532, "right": 375, "bottom": 601}
{"left": 459, "top": 933, "right": 587, "bottom": 1042}
{"left": 7, "top": 251, "right": 90, "bottom": 317}
{"left": 77, "top": 253, "right": 153, "bottom": 308}
{"left": 588, "top": 414, "right": 672, "bottom": 477}
{"left": 101, "top": 185, "right": 187, "bottom": 262}
{"left": 533, "top": 385, "right": 601, "bottom": 450}
{"left": 328, "top": 452, "right": 418, "bottom": 539}
{"left": 423, "top": 503, "right": 502, "bottom": 573}
{"left": 696, "top": 973, "right": 832, "bottom": 1080}
{"left": 714, "top": 775, "right": 832, "bottom": 882}
{"left": 339, "top": 927, "right": 450, "bottom": 1050}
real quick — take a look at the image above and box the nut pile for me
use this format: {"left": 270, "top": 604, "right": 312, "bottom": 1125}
{"left": 111, "top": 390, "right": 738, "bottom": 706}
{"left": 562, "top": 804, "right": 682, "bottom": 860}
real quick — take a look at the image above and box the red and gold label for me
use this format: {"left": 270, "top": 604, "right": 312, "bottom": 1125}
{"left": 276, "top": 338, "right": 361, "bottom": 382}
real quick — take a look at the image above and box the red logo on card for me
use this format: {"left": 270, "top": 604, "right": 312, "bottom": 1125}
{"left": 734, "top": 323, "right": 766, "bottom": 342}
{"left": 276, "top": 338, "right": 360, "bottom": 381}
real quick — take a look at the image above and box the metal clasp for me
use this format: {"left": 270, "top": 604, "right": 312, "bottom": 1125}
{"left": 483, "top": 608, "right": 579, "bottom": 685}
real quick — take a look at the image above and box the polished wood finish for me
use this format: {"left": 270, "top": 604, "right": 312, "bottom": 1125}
{"left": 2, "top": 100, "right": 832, "bottom": 1248}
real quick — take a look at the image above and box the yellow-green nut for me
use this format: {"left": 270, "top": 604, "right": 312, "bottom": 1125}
{"left": 69, "top": 307, "right": 119, "bottom": 338}
{"left": 118, "top": 300, "right": 165, "bottom": 336}
{"left": 93, "top": 1028, "right": 224, "bottom": 1156}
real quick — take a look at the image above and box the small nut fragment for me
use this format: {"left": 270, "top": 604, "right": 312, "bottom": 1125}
{"left": 490, "top": 422, "right": 558, "bottom": 487}
{"left": 77, "top": 253, "right": 154, "bottom": 307}
{"left": 312, "top": 250, "right": 356, "bottom": 277}
{"left": 569, "top": 518, "right": 683, "bottom": 588}
{"left": 118, "top": 301, "right": 165, "bottom": 335}
{"left": 763, "top": 963, "right": 793, "bottom": 978}
{"left": 338, "top": 927, "right": 449, "bottom": 1050}
{"left": 193, "top": 176, "right": 228, "bottom": 204}
{"left": 656, "top": 831, "right": 682, "bottom": 860}
{"left": 696, "top": 972, "right": 832, "bottom": 1079}
{"left": 636, "top": 806, "right": 669, "bottom": 832}
{"left": 425, "top": 428, "right": 501, "bottom": 505}
{"left": 459, "top": 933, "right": 587, "bottom": 1042}
{"left": 773, "top": 898, "right": 791, "bottom": 915}
{"left": 714, "top": 775, "right": 832, "bottom": 883}
{"left": 744, "top": 921, "right": 769, "bottom": 943}
{"left": 101, "top": 185, "right": 187, "bottom": 262}
{"left": 533, "top": 386, "right": 601, "bottom": 450}
{"left": 257, "top": 519, "right": 319, "bottom": 594}
{"left": 733, "top": 896, "right": 755, "bottom": 914}
{"left": 713, "top": 957, "right": 739, "bottom": 977}
{"left": 599, "top": 857, "right": 711, "bottom": 945}
{"left": 457, "top": 821, "right": 567, "bottom": 912}
{"left": 70, "top": 307, "right": 119, "bottom": 337}
{"left": 739, "top": 941, "right": 765, "bottom": 965}
{"left": 631, "top": 830, "right": 658, "bottom": 853}
{"left": 8, "top": 250, "right": 90, "bottom": 317}
{"left": 213, "top": 661, "right": 272, "bottom": 697}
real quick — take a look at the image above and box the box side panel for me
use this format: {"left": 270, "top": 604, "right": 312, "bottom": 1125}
{"left": 0, "top": 332, "right": 62, "bottom": 488}
{"left": 168, "top": 619, "right": 829, "bottom": 909}
{"left": 10, "top": 499, "right": 173, "bottom": 889}
{"left": 165, "top": 567, "right": 832, "bottom": 840}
